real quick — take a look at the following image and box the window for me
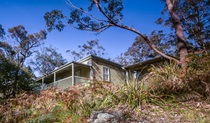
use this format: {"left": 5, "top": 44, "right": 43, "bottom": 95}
{"left": 102, "top": 66, "right": 110, "bottom": 81}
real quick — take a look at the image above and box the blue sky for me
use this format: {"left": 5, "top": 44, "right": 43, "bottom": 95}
{"left": 0, "top": 0, "right": 167, "bottom": 61}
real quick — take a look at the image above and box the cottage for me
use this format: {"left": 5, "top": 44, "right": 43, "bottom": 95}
{"left": 36, "top": 55, "right": 125, "bottom": 89}
{"left": 36, "top": 55, "right": 166, "bottom": 89}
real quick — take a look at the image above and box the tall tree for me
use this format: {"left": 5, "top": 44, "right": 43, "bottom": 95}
{"left": 0, "top": 25, "right": 47, "bottom": 97}
{"left": 0, "top": 58, "right": 34, "bottom": 98}
{"left": 44, "top": 0, "right": 180, "bottom": 64}
{"left": 31, "top": 46, "right": 67, "bottom": 75}
{"left": 165, "top": 0, "right": 188, "bottom": 64}
{"left": 158, "top": 0, "right": 210, "bottom": 52}
{"left": 177, "top": 0, "right": 210, "bottom": 51}
{"left": 66, "top": 39, "right": 106, "bottom": 61}
{"left": 44, "top": 0, "right": 209, "bottom": 65}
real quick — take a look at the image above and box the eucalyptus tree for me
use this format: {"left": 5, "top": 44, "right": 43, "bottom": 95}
{"left": 0, "top": 25, "right": 47, "bottom": 97}
{"left": 44, "top": 0, "right": 180, "bottom": 64}
{"left": 123, "top": 0, "right": 209, "bottom": 65}
{"left": 31, "top": 46, "right": 67, "bottom": 75}
{"left": 158, "top": 0, "right": 210, "bottom": 52}
{"left": 66, "top": 39, "right": 106, "bottom": 61}
{"left": 44, "top": 0, "right": 209, "bottom": 65}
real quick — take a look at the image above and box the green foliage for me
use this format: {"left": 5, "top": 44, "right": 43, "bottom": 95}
{"left": 0, "top": 57, "right": 35, "bottom": 98}
{"left": 148, "top": 62, "right": 187, "bottom": 94}
{"left": 1, "top": 79, "right": 210, "bottom": 122}
{"left": 44, "top": 0, "right": 124, "bottom": 32}
{"left": 44, "top": 10, "right": 65, "bottom": 32}
{"left": 0, "top": 81, "right": 155, "bottom": 122}
{"left": 44, "top": 0, "right": 201, "bottom": 64}
{"left": 1, "top": 55, "right": 210, "bottom": 121}
{"left": 0, "top": 25, "right": 47, "bottom": 98}
{"left": 143, "top": 53, "right": 210, "bottom": 100}
{"left": 116, "top": 82, "right": 148, "bottom": 108}
{"left": 186, "top": 53, "right": 210, "bottom": 97}
{"left": 158, "top": 0, "right": 210, "bottom": 52}
{"left": 123, "top": 31, "right": 177, "bottom": 65}
{"left": 31, "top": 104, "right": 64, "bottom": 123}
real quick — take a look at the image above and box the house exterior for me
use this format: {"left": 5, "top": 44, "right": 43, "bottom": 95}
{"left": 36, "top": 55, "right": 166, "bottom": 90}
{"left": 36, "top": 55, "right": 125, "bottom": 89}
{"left": 124, "top": 57, "right": 167, "bottom": 81}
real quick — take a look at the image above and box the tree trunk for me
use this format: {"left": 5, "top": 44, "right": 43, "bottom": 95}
{"left": 166, "top": 0, "right": 188, "bottom": 65}
{"left": 12, "top": 70, "right": 19, "bottom": 97}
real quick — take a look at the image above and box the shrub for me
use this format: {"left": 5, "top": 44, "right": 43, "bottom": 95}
{"left": 144, "top": 61, "right": 189, "bottom": 95}
{"left": 143, "top": 53, "right": 210, "bottom": 100}
{"left": 186, "top": 53, "right": 210, "bottom": 98}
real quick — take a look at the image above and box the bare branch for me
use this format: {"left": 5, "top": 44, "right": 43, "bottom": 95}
{"left": 66, "top": 0, "right": 107, "bottom": 22}
{"left": 117, "top": 24, "right": 180, "bottom": 64}
{"left": 64, "top": 0, "right": 180, "bottom": 64}
{"left": 93, "top": 0, "right": 116, "bottom": 25}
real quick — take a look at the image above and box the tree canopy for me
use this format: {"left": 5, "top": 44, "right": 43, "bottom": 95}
{"left": 44, "top": 0, "right": 210, "bottom": 65}
{"left": 31, "top": 46, "right": 67, "bottom": 75}
{"left": 0, "top": 25, "right": 47, "bottom": 97}
{"left": 67, "top": 39, "right": 106, "bottom": 61}
{"left": 158, "top": 0, "right": 210, "bottom": 52}
{"left": 122, "top": 30, "right": 177, "bottom": 65}
{"left": 115, "top": 0, "right": 209, "bottom": 65}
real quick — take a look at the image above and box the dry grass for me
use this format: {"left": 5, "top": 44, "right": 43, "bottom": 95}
{"left": 1, "top": 81, "right": 210, "bottom": 123}
{"left": 1, "top": 53, "right": 210, "bottom": 122}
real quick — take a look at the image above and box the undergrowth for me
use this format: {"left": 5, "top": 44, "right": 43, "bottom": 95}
{"left": 0, "top": 53, "right": 210, "bottom": 122}
{"left": 144, "top": 52, "right": 210, "bottom": 101}
{"left": 0, "top": 81, "right": 163, "bottom": 123}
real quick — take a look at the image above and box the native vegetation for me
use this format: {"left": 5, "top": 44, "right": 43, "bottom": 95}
{"left": 0, "top": 0, "right": 210, "bottom": 122}
{"left": 0, "top": 25, "right": 47, "bottom": 98}
{"left": 1, "top": 54, "right": 210, "bottom": 122}
{"left": 31, "top": 46, "right": 67, "bottom": 75}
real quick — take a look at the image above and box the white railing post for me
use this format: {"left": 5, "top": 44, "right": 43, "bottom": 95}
{"left": 54, "top": 72, "right": 56, "bottom": 82}
{"left": 72, "top": 63, "right": 75, "bottom": 85}
{"left": 42, "top": 77, "right": 44, "bottom": 89}
{"left": 90, "top": 67, "right": 93, "bottom": 80}
{"left": 53, "top": 72, "right": 56, "bottom": 87}
{"left": 126, "top": 71, "right": 129, "bottom": 84}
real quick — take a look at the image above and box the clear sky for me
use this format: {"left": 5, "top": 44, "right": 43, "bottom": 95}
{"left": 0, "top": 0, "right": 167, "bottom": 61}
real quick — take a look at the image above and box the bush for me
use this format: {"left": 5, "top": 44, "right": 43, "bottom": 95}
{"left": 143, "top": 53, "right": 210, "bottom": 100}
{"left": 186, "top": 53, "right": 210, "bottom": 98}
{"left": 144, "top": 62, "right": 188, "bottom": 95}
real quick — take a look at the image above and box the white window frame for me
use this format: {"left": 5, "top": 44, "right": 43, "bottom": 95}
{"left": 133, "top": 71, "right": 137, "bottom": 80}
{"left": 102, "top": 66, "right": 110, "bottom": 82}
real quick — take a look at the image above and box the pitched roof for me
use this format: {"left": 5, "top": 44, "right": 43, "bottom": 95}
{"left": 36, "top": 55, "right": 122, "bottom": 81}
{"left": 78, "top": 54, "right": 123, "bottom": 67}
{"left": 124, "top": 57, "right": 166, "bottom": 71}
